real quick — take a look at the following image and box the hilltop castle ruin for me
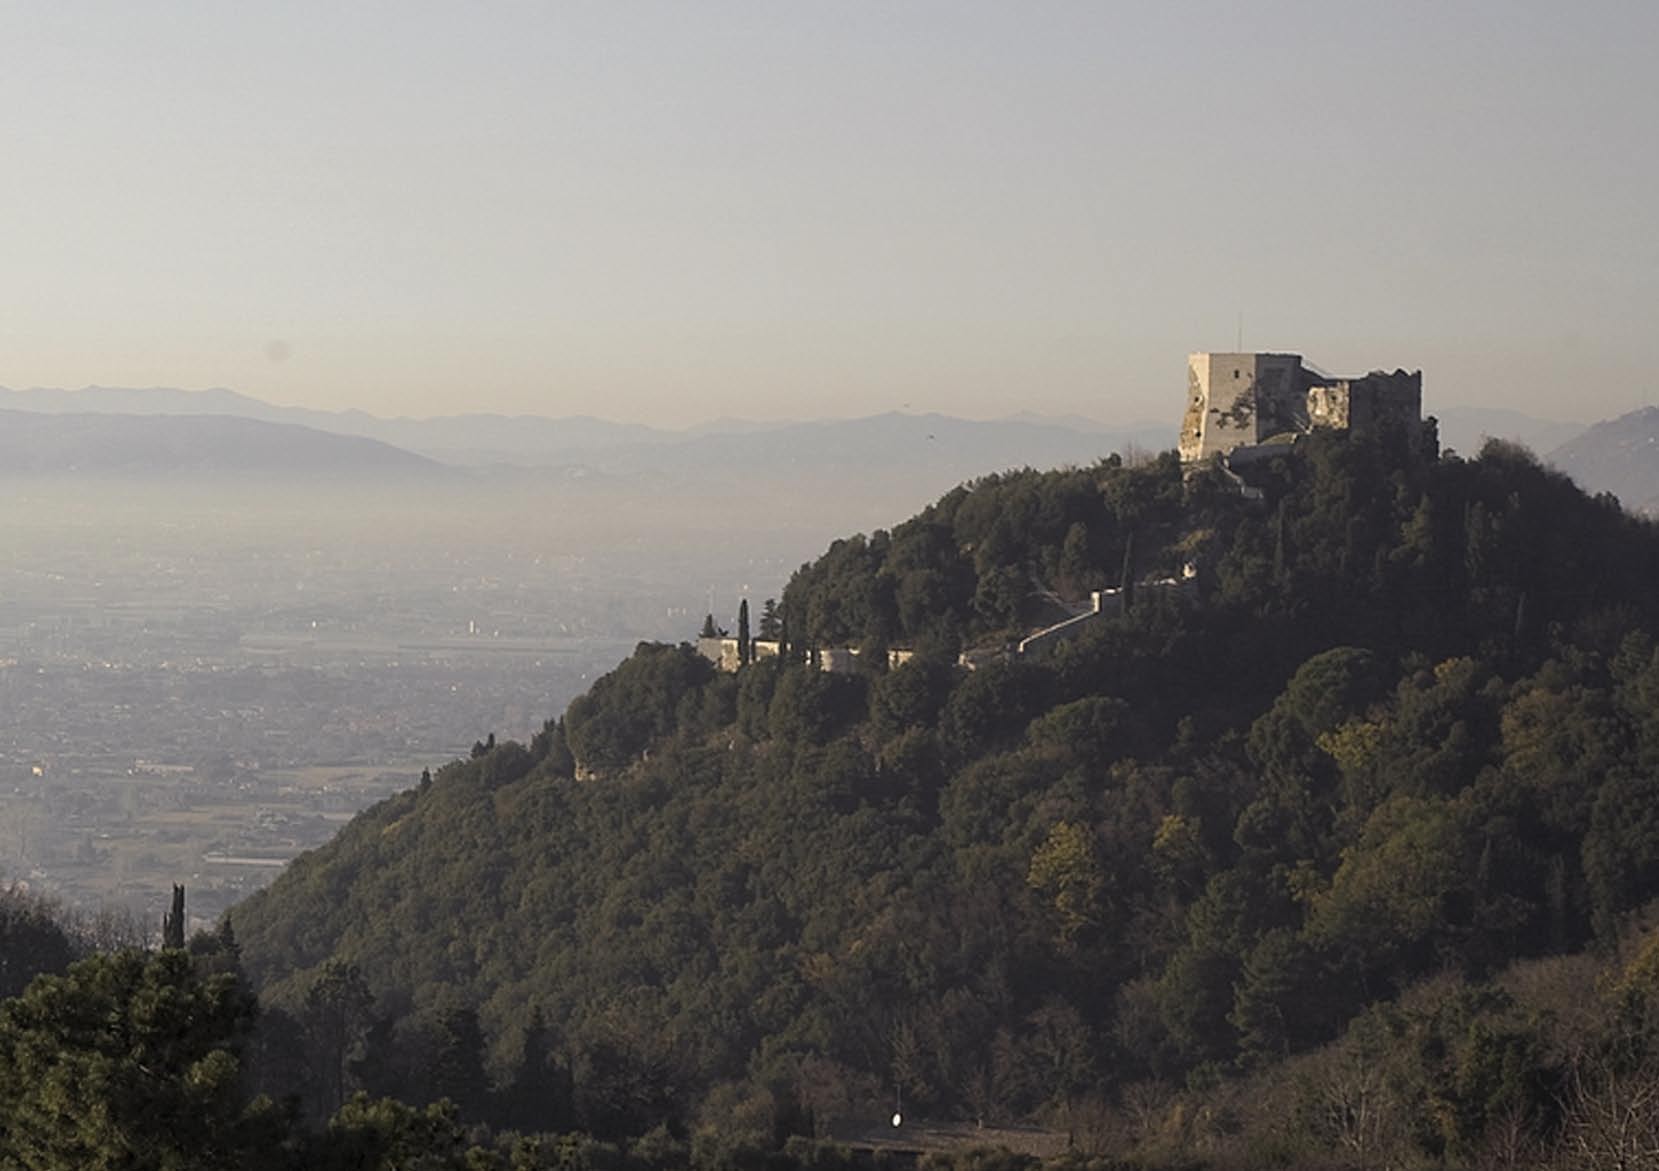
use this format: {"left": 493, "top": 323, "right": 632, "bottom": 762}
{"left": 1179, "top": 352, "right": 1427, "bottom": 464}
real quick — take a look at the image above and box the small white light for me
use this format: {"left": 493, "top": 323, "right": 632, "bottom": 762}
{"left": 891, "top": 1112, "right": 903, "bottom": 1128}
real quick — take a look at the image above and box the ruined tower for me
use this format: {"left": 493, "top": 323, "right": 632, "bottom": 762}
{"left": 1179, "top": 352, "right": 1425, "bottom": 464}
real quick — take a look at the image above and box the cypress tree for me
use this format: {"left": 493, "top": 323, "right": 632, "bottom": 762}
{"left": 162, "top": 884, "right": 185, "bottom": 950}
{"left": 506, "top": 1006, "right": 569, "bottom": 1132}
{"left": 430, "top": 1004, "right": 489, "bottom": 1120}
{"left": 737, "top": 598, "right": 752, "bottom": 666}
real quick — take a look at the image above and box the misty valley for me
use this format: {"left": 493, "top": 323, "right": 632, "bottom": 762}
{"left": 0, "top": 478, "right": 773, "bottom": 925}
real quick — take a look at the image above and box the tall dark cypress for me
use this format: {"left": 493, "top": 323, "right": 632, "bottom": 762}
{"left": 162, "top": 884, "right": 185, "bottom": 950}
{"left": 737, "top": 598, "right": 752, "bottom": 666}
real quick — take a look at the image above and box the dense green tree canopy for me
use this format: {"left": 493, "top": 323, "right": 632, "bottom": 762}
{"left": 210, "top": 433, "right": 1659, "bottom": 1165}
{"left": 0, "top": 948, "right": 282, "bottom": 1170}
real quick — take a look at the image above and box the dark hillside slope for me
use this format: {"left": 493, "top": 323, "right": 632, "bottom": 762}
{"left": 229, "top": 434, "right": 1659, "bottom": 1143}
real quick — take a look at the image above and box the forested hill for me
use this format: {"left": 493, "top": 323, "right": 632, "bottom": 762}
{"left": 227, "top": 432, "right": 1659, "bottom": 1164}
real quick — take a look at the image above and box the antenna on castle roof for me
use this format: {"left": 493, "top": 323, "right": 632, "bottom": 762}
{"left": 1236, "top": 312, "right": 1244, "bottom": 353}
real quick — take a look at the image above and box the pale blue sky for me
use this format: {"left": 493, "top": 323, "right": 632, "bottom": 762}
{"left": 1, "top": 2, "right": 1653, "bottom": 425}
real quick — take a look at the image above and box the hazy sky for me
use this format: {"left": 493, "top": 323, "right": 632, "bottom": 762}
{"left": 2, "top": 2, "right": 1653, "bottom": 427}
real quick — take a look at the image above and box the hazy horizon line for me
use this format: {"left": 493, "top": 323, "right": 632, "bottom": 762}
{"left": 0, "top": 382, "right": 1591, "bottom": 433}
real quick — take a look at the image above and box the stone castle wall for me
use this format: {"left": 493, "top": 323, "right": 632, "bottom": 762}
{"left": 1181, "top": 352, "right": 1422, "bottom": 463}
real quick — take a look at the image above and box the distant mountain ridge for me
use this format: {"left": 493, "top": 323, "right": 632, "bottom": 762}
{"left": 0, "top": 408, "right": 443, "bottom": 478}
{"left": 0, "top": 386, "right": 1170, "bottom": 487}
{"left": 8, "top": 387, "right": 1629, "bottom": 511}
{"left": 1432, "top": 405, "right": 1584, "bottom": 457}
{"left": 1548, "top": 405, "right": 1659, "bottom": 514}
{"left": 0, "top": 385, "right": 1167, "bottom": 465}
{"left": 0, "top": 385, "right": 671, "bottom": 464}
{"left": 571, "top": 411, "right": 1173, "bottom": 488}
{"left": 0, "top": 384, "right": 1576, "bottom": 465}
